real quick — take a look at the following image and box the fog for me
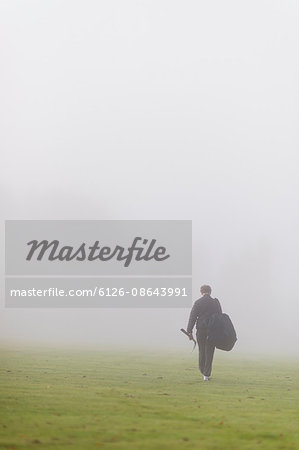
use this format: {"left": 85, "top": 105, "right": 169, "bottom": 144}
{"left": 1, "top": 1, "right": 299, "bottom": 355}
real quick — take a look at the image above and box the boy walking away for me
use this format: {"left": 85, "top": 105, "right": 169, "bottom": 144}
{"left": 187, "top": 285, "right": 222, "bottom": 381}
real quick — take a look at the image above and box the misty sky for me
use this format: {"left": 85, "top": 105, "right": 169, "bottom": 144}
{"left": 1, "top": 1, "right": 299, "bottom": 355}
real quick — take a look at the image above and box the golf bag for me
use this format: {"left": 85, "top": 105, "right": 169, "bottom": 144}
{"left": 204, "top": 312, "right": 237, "bottom": 351}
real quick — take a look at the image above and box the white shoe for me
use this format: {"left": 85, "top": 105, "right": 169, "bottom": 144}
{"left": 203, "top": 376, "right": 209, "bottom": 381}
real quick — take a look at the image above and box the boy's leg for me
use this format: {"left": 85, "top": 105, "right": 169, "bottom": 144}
{"left": 203, "top": 340, "right": 215, "bottom": 377}
{"left": 196, "top": 333, "right": 206, "bottom": 375}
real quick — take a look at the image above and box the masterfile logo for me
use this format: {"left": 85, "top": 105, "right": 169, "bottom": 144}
{"left": 25, "top": 237, "right": 170, "bottom": 267}
{"left": 5, "top": 220, "right": 192, "bottom": 308}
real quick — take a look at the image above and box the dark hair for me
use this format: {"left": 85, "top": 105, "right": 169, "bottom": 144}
{"left": 200, "top": 285, "right": 212, "bottom": 295}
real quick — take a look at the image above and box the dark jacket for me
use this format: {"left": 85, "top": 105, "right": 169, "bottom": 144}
{"left": 187, "top": 294, "right": 222, "bottom": 334}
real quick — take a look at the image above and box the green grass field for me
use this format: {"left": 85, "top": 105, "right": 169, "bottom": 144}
{"left": 0, "top": 347, "right": 298, "bottom": 449}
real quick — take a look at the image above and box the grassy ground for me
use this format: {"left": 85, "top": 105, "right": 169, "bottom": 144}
{"left": 0, "top": 347, "right": 298, "bottom": 449}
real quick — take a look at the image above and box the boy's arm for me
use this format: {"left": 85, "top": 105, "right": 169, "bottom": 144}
{"left": 214, "top": 298, "right": 222, "bottom": 313}
{"left": 186, "top": 301, "right": 199, "bottom": 334}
